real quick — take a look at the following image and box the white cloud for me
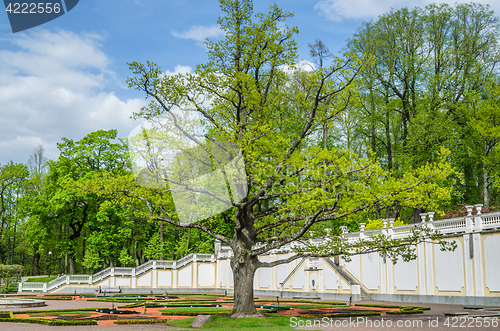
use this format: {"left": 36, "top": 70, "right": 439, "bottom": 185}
{"left": 0, "top": 30, "right": 147, "bottom": 164}
{"left": 315, "top": 0, "right": 500, "bottom": 22}
{"left": 171, "top": 25, "right": 225, "bottom": 44}
{"left": 280, "top": 60, "right": 316, "bottom": 75}
{"left": 165, "top": 65, "right": 193, "bottom": 76}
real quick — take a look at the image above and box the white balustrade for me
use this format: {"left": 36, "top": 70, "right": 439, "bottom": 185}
{"left": 17, "top": 209, "right": 500, "bottom": 294}
{"left": 113, "top": 267, "right": 133, "bottom": 276}
{"left": 480, "top": 211, "right": 500, "bottom": 230}
{"left": 135, "top": 260, "right": 154, "bottom": 276}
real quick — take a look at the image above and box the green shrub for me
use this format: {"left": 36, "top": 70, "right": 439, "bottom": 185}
{"left": 301, "top": 312, "right": 381, "bottom": 318}
{"left": 355, "top": 304, "right": 402, "bottom": 308}
{"left": 114, "top": 319, "right": 168, "bottom": 324}
{"left": 387, "top": 310, "right": 424, "bottom": 315}
{"left": 258, "top": 299, "right": 346, "bottom": 305}
{"left": 119, "top": 302, "right": 147, "bottom": 308}
{"left": 0, "top": 318, "right": 97, "bottom": 326}
{"left": 11, "top": 308, "right": 105, "bottom": 315}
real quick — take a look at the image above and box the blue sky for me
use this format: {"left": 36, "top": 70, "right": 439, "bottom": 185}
{"left": 1, "top": 0, "right": 499, "bottom": 165}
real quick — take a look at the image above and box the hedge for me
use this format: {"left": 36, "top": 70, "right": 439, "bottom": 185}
{"left": 355, "top": 304, "right": 403, "bottom": 308}
{"left": 300, "top": 312, "right": 382, "bottom": 318}
{"left": 119, "top": 302, "right": 148, "bottom": 308}
{"left": 0, "top": 318, "right": 97, "bottom": 326}
{"left": 161, "top": 311, "right": 230, "bottom": 316}
{"left": 114, "top": 319, "right": 168, "bottom": 324}
{"left": 24, "top": 297, "right": 73, "bottom": 301}
{"left": 258, "top": 300, "right": 346, "bottom": 305}
{"left": 386, "top": 310, "right": 424, "bottom": 315}
{"left": 10, "top": 308, "right": 106, "bottom": 315}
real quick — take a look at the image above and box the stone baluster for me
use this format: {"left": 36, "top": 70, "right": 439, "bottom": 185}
{"left": 382, "top": 219, "right": 388, "bottom": 236}
{"left": 427, "top": 212, "right": 435, "bottom": 222}
{"left": 465, "top": 205, "right": 474, "bottom": 216}
{"left": 474, "top": 204, "right": 483, "bottom": 215}
{"left": 474, "top": 204, "right": 483, "bottom": 232}
{"left": 465, "top": 206, "right": 474, "bottom": 233}
{"left": 359, "top": 223, "right": 366, "bottom": 240}
{"left": 419, "top": 213, "right": 428, "bottom": 223}
{"left": 388, "top": 218, "right": 395, "bottom": 238}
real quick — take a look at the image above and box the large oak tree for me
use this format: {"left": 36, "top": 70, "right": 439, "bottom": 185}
{"left": 125, "top": 0, "right": 454, "bottom": 316}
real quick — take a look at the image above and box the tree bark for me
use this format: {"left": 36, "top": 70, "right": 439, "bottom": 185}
{"left": 33, "top": 247, "right": 40, "bottom": 276}
{"left": 230, "top": 255, "right": 258, "bottom": 317}
{"left": 483, "top": 164, "right": 490, "bottom": 208}
{"left": 411, "top": 207, "right": 423, "bottom": 224}
{"left": 160, "top": 222, "right": 164, "bottom": 260}
{"left": 81, "top": 231, "right": 86, "bottom": 274}
{"left": 69, "top": 254, "right": 76, "bottom": 275}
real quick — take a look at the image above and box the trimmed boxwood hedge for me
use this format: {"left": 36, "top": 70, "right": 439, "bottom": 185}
{"left": 161, "top": 310, "right": 230, "bottom": 316}
{"left": 300, "top": 312, "right": 381, "bottom": 318}
{"left": 258, "top": 300, "right": 346, "bottom": 305}
{"left": 0, "top": 318, "right": 97, "bottom": 326}
{"left": 386, "top": 310, "right": 424, "bottom": 315}
{"left": 24, "top": 296, "right": 73, "bottom": 300}
{"left": 114, "top": 319, "right": 168, "bottom": 324}
{"left": 355, "top": 304, "right": 403, "bottom": 308}
{"left": 119, "top": 302, "right": 147, "bottom": 308}
{"left": 11, "top": 308, "right": 106, "bottom": 315}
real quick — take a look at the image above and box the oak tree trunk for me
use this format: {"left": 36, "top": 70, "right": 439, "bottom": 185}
{"left": 32, "top": 248, "right": 40, "bottom": 276}
{"left": 230, "top": 254, "right": 258, "bottom": 317}
{"left": 69, "top": 254, "right": 76, "bottom": 275}
{"left": 483, "top": 164, "right": 490, "bottom": 208}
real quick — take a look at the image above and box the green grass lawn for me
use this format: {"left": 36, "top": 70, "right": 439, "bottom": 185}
{"left": 25, "top": 276, "right": 57, "bottom": 283}
{"left": 167, "top": 315, "right": 305, "bottom": 330}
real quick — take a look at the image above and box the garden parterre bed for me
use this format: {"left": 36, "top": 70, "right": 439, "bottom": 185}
{"left": 0, "top": 294, "right": 431, "bottom": 326}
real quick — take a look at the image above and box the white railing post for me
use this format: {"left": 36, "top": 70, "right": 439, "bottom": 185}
{"left": 419, "top": 213, "right": 428, "bottom": 223}
{"left": 18, "top": 282, "right": 22, "bottom": 292}
{"left": 152, "top": 261, "right": 157, "bottom": 289}
{"left": 388, "top": 218, "right": 395, "bottom": 238}
{"left": 465, "top": 205, "right": 474, "bottom": 216}
{"left": 359, "top": 223, "right": 366, "bottom": 240}
{"left": 474, "top": 204, "right": 483, "bottom": 231}
{"left": 43, "top": 283, "right": 47, "bottom": 293}
{"left": 382, "top": 219, "right": 388, "bottom": 236}
{"left": 66, "top": 275, "right": 70, "bottom": 285}
{"left": 88, "top": 275, "right": 93, "bottom": 285}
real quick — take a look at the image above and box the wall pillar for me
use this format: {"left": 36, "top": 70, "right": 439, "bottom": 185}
{"left": 463, "top": 233, "right": 474, "bottom": 296}
{"left": 472, "top": 232, "right": 484, "bottom": 296}
{"left": 192, "top": 255, "right": 198, "bottom": 289}
{"left": 172, "top": 261, "right": 178, "bottom": 289}
{"left": 417, "top": 242, "right": 426, "bottom": 295}
{"left": 131, "top": 268, "right": 136, "bottom": 289}
{"left": 425, "top": 241, "right": 434, "bottom": 295}
{"left": 152, "top": 261, "right": 157, "bottom": 289}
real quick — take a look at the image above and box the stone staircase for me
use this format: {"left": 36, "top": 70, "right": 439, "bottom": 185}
{"left": 324, "top": 257, "right": 371, "bottom": 301}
